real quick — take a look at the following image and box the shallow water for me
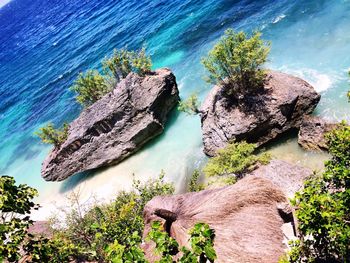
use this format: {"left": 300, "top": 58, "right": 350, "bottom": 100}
{"left": 0, "top": 0, "right": 349, "bottom": 218}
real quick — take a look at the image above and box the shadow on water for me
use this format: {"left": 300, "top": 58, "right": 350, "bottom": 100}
{"left": 262, "top": 128, "right": 300, "bottom": 152}
{"left": 58, "top": 107, "right": 182, "bottom": 194}
{"left": 59, "top": 170, "right": 97, "bottom": 194}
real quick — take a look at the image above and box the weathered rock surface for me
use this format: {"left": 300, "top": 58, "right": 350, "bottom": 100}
{"left": 41, "top": 68, "right": 179, "bottom": 181}
{"left": 143, "top": 175, "right": 294, "bottom": 263}
{"left": 201, "top": 70, "right": 321, "bottom": 156}
{"left": 249, "top": 159, "right": 312, "bottom": 198}
{"left": 298, "top": 116, "right": 338, "bottom": 151}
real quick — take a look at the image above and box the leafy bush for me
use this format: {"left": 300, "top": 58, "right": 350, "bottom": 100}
{"left": 50, "top": 172, "right": 174, "bottom": 262}
{"left": 201, "top": 29, "right": 270, "bottom": 97}
{"left": 130, "top": 47, "right": 152, "bottom": 76}
{"left": 289, "top": 122, "right": 350, "bottom": 262}
{"left": 203, "top": 141, "right": 271, "bottom": 178}
{"left": 102, "top": 47, "right": 151, "bottom": 87}
{"left": 188, "top": 169, "right": 205, "bottom": 192}
{"left": 178, "top": 93, "right": 202, "bottom": 115}
{"left": 148, "top": 221, "right": 216, "bottom": 263}
{"left": 73, "top": 47, "right": 152, "bottom": 107}
{"left": 70, "top": 69, "right": 110, "bottom": 107}
{"left": 0, "top": 176, "right": 39, "bottom": 262}
{"left": 35, "top": 122, "right": 69, "bottom": 148}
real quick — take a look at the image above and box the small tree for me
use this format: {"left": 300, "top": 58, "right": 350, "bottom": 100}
{"left": 130, "top": 47, "right": 152, "bottom": 76}
{"left": 203, "top": 141, "right": 270, "bottom": 179}
{"left": 178, "top": 93, "right": 202, "bottom": 115}
{"left": 148, "top": 221, "right": 217, "bottom": 263}
{"left": 102, "top": 48, "right": 133, "bottom": 86}
{"left": 0, "top": 176, "right": 39, "bottom": 262}
{"left": 70, "top": 70, "right": 110, "bottom": 107}
{"left": 188, "top": 170, "right": 205, "bottom": 192}
{"left": 35, "top": 122, "right": 69, "bottom": 148}
{"left": 289, "top": 122, "right": 350, "bottom": 262}
{"left": 201, "top": 29, "right": 270, "bottom": 97}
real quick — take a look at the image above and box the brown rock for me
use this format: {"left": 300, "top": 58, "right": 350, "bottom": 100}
{"left": 142, "top": 175, "right": 294, "bottom": 263}
{"left": 200, "top": 70, "right": 321, "bottom": 156}
{"left": 41, "top": 68, "right": 179, "bottom": 181}
{"left": 298, "top": 116, "right": 338, "bottom": 151}
{"left": 249, "top": 159, "right": 312, "bottom": 198}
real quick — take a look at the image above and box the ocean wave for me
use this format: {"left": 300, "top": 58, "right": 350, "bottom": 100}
{"left": 272, "top": 14, "right": 286, "bottom": 24}
{"left": 277, "top": 67, "right": 341, "bottom": 93}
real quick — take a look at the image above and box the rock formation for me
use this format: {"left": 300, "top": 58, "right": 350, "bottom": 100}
{"left": 201, "top": 70, "right": 321, "bottom": 156}
{"left": 41, "top": 68, "right": 179, "bottom": 181}
{"left": 249, "top": 159, "right": 312, "bottom": 198}
{"left": 298, "top": 116, "right": 338, "bottom": 151}
{"left": 143, "top": 175, "right": 294, "bottom": 263}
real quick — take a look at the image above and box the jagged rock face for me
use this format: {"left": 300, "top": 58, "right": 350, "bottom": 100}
{"left": 142, "top": 175, "right": 293, "bottom": 263}
{"left": 201, "top": 71, "right": 321, "bottom": 156}
{"left": 298, "top": 116, "right": 338, "bottom": 151}
{"left": 41, "top": 68, "right": 179, "bottom": 181}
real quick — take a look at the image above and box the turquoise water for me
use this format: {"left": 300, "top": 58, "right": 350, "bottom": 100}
{"left": 0, "top": 0, "right": 349, "bottom": 218}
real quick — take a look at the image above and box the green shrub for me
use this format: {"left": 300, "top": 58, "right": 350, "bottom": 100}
{"left": 148, "top": 221, "right": 216, "bottom": 263}
{"left": 35, "top": 122, "right": 69, "bottom": 148}
{"left": 50, "top": 171, "right": 174, "bottom": 262}
{"left": 203, "top": 141, "right": 271, "bottom": 178}
{"left": 130, "top": 47, "right": 152, "bottom": 76}
{"left": 201, "top": 29, "right": 270, "bottom": 97}
{"left": 289, "top": 123, "right": 350, "bottom": 262}
{"left": 70, "top": 69, "right": 110, "bottom": 107}
{"left": 178, "top": 93, "right": 202, "bottom": 115}
{"left": 188, "top": 169, "right": 205, "bottom": 192}
{"left": 73, "top": 47, "right": 152, "bottom": 107}
{"left": 0, "top": 176, "right": 39, "bottom": 262}
{"left": 102, "top": 48, "right": 133, "bottom": 85}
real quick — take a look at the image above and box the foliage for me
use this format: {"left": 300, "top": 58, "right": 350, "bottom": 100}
{"left": 201, "top": 29, "right": 270, "bottom": 97}
{"left": 188, "top": 170, "right": 205, "bottom": 192}
{"left": 178, "top": 93, "right": 201, "bottom": 115}
{"left": 148, "top": 221, "right": 216, "bottom": 263}
{"left": 289, "top": 122, "right": 350, "bottom": 262}
{"left": 50, "top": 172, "right": 174, "bottom": 262}
{"left": 203, "top": 141, "right": 271, "bottom": 178}
{"left": 72, "top": 47, "right": 152, "bottom": 107}
{"left": 23, "top": 235, "right": 82, "bottom": 263}
{"left": 35, "top": 122, "right": 69, "bottom": 148}
{"left": 102, "top": 47, "right": 152, "bottom": 88}
{"left": 130, "top": 47, "right": 152, "bottom": 76}
{"left": 70, "top": 69, "right": 110, "bottom": 107}
{"left": 0, "top": 176, "right": 39, "bottom": 262}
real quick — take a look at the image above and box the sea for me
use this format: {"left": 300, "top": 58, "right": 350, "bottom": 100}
{"left": 0, "top": 0, "right": 350, "bottom": 218}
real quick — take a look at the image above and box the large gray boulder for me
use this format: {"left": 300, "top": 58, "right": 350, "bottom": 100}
{"left": 298, "top": 116, "right": 338, "bottom": 151}
{"left": 201, "top": 71, "right": 321, "bottom": 156}
{"left": 41, "top": 68, "right": 179, "bottom": 181}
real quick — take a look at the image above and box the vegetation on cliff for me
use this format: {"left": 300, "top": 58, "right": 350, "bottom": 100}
{"left": 36, "top": 48, "right": 152, "bottom": 147}
{"left": 35, "top": 122, "right": 69, "bottom": 148}
{"left": 201, "top": 29, "right": 270, "bottom": 96}
{"left": 0, "top": 173, "right": 216, "bottom": 262}
{"left": 72, "top": 47, "right": 152, "bottom": 107}
{"left": 179, "top": 29, "right": 270, "bottom": 115}
{"left": 285, "top": 123, "right": 350, "bottom": 262}
{"left": 203, "top": 141, "right": 270, "bottom": 179}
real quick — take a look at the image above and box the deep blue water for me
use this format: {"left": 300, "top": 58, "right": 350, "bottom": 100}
{"left": 1, "top": 0, "right": 350, "bottom": 216}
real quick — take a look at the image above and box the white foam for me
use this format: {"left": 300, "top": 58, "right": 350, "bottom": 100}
{"left": 272, "top": 14, "right": 286, "bottom": 24}
{"left": 277, "top": 67, "right": 337, "bottom": 93}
